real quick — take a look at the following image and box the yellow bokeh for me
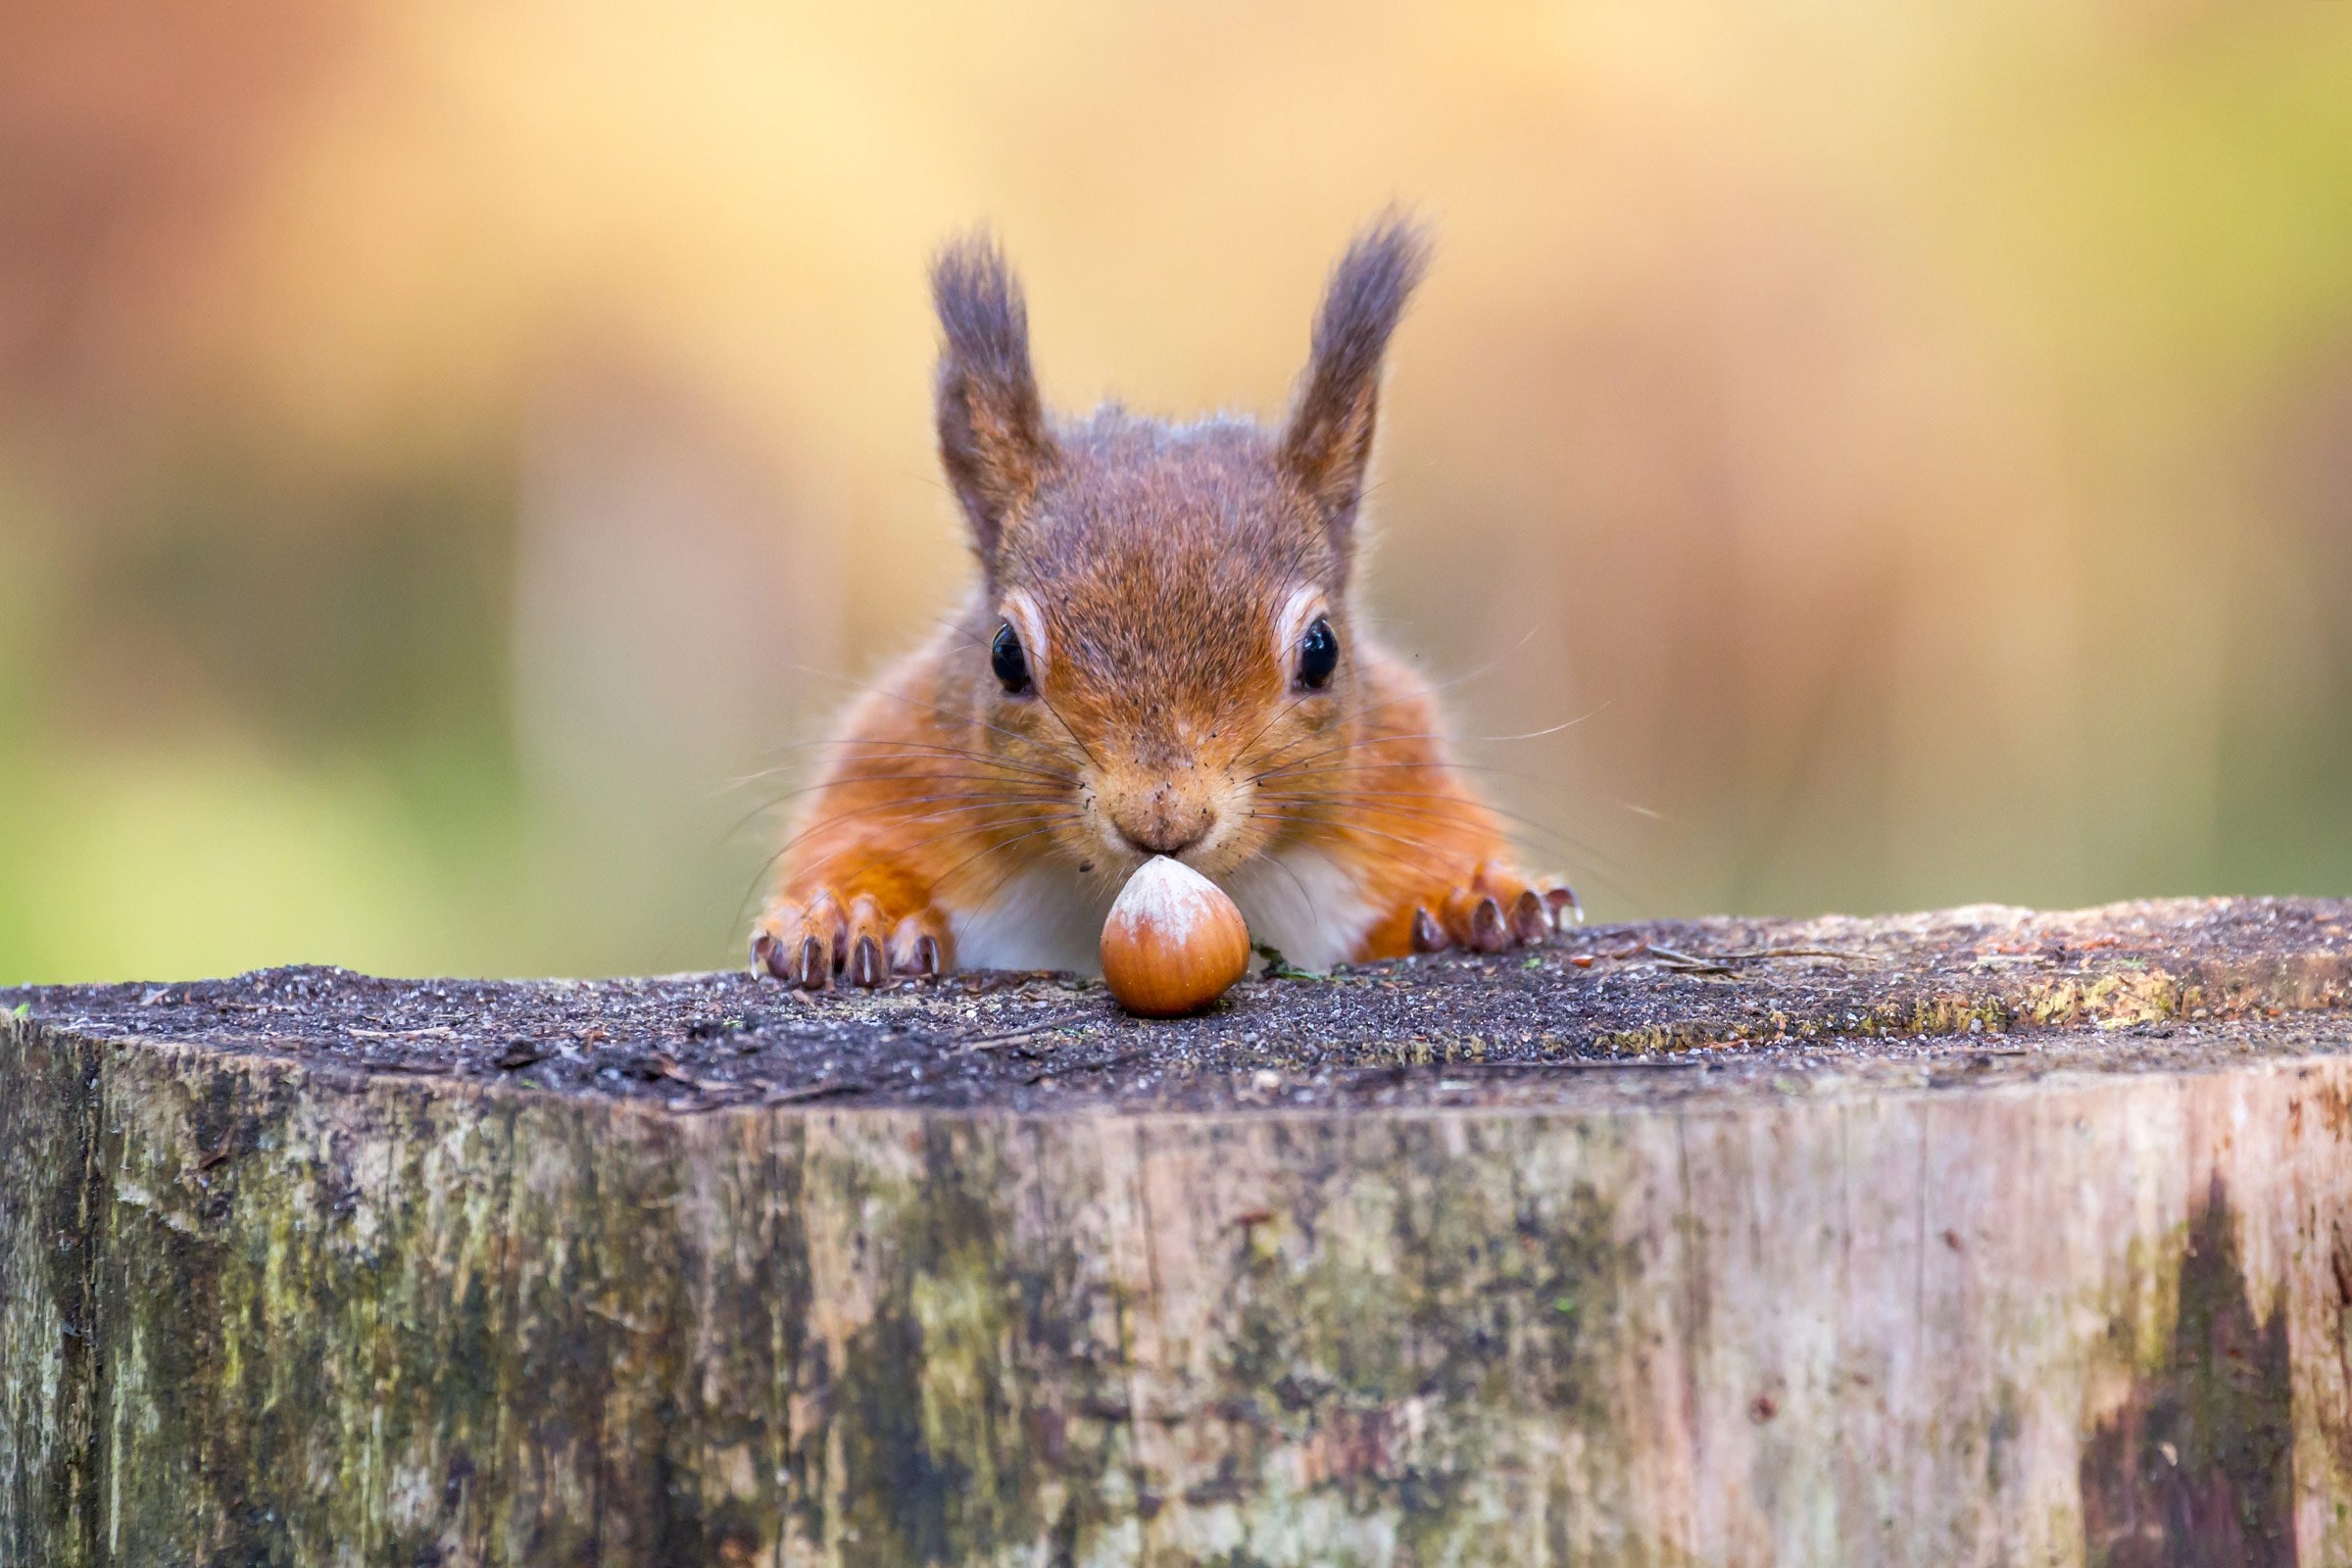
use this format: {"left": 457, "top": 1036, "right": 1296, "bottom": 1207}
{"left": 3, "top": 0, "right": 2348, "bottom": 980}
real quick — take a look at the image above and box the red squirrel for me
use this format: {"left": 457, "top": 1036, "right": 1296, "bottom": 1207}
{"left": 752, "top": 215, "right": 1575, "bottom": 989}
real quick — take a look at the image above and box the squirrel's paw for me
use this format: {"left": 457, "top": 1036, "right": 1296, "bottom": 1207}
{"left": 751, "top": 891, "right": 949, "bottom": 990}
{"left": 1409, "top": 863, "right": 1581, "bottom": 956}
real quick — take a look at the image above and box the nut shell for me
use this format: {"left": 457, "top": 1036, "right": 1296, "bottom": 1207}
{"left": 1100, "top": 857, "right": 1250, "bottom": 1017}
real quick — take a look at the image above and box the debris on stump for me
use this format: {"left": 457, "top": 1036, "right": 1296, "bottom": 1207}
{"left": 4, "top": 897, "right": 2349, "bottom": 1565}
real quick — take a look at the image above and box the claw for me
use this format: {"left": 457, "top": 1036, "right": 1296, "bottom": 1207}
{"left": 765, "top": 893, "right": 943, "bottom": 987}
{"left": 1469, "top": 896, "right": 1508, "bottom": 953}
{"left": 1411, "top": 906, "right": 1447, "bottom": 953}
{"left": 1511, "top": 888, "right": 1549, "bottom": 944}
{"left": 889, "top": 914, "right": 945, "bottom": 978}
{"left": 759, "top": 929, "right": 800, "bottom": 981}
{"left": 1544, "top": 884, "right": 1583, "bottom": 926}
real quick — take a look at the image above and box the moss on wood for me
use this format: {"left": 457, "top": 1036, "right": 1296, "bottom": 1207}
{"left": 5, "top": 898, "right": 2352, "bottom": 1564}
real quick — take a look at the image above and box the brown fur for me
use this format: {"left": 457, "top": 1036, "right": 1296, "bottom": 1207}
{"left": 752, "top": 215, "right": 1571, "bottom": 988}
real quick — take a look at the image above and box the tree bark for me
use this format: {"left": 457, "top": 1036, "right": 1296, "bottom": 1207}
{"left": 5, "top": 898, "right": 2352, "bottom": 1565}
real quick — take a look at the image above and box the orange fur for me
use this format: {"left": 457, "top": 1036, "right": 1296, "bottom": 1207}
{"left": 752, "top": 217, "right": 1572, "bottom": 987}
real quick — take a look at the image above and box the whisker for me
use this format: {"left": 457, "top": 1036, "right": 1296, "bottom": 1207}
{"left": 1253, "top": 732, "right": 1531, "bottom": 784}
{"left": 769, "top": 661, "right": 1086, "bottom": 770}
{"left": 1251, "top": 706, "right": 1605, "bottom": 786}
{"left": 1240, "top": 650, "right": 1548, "bottom": 776}
{"left": 1226, "top": 686, "right": 1314, "bottom": 767}
{"left": 1230, "top": 823, "right": 1319, "bottom": 914}
{"left": 752, "top": 808, "right": 1085, "bottom": 929}
{"left": 722, "top": 775, "right": 1072, "bottom": 841}
{"left": 1254, "top": 787, "right": 1647, "bottom": 897}
{"left": 734, "top": 779, "right": 1063, "bottom": 838}
{"left": 725, "top": 767, "right": 1060, "bottom": 798}
{"left": 734, "top": 736, "right": 1078, "bottom": 789}
{"left": 1448, "top": 711, "right": 1607, "bottom": 745}
{"left": 1257, "top": 758, "right": 1569, "bottom": 789}
{"left": 1250, "top": 799, "right": 1580, "bottom": 883}
{"left": 1246, "top": 814, "right": 1460, "bottom": 878}
{"left": 957, "top": 829, "right": 1101, "bottom": 913}
{"left": 1245, "top": 705, "right": 1402, "bottom": 780}
{"left": 778, "top": 799, "right": 1078, "bottom": 869}
{"left": 921, "top": 820, "right": 1080, "bottom": 902}
{"left": 741, "top": 796, "right": 1076, "bottom": 914}
{"left": 1260, "top": 804, "right": 1612, "bottom": 893}
{"left": 1250, "top": 735, "right": 1440, "bottom": 784}
{"left": 1033, "top": 688, "right": 1106, "bottom": 773}
{"left": 1255, "top": 807, "right": 1463, "bottom": 861}
{"left": 1255, "top": 799, "right": 1558, "bottom": 864}
{"left": 1251, "top": 801, "right": 1649, "bottom": 914}
{"left": 1249, "top": 716, "right": 1502, "bottom": 782}
{"left": 1254, "top": 787, "right": 1584, "bottom": 853}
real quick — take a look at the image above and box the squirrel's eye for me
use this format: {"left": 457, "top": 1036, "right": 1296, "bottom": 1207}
{"left": 991, "top": 621, "right": 1033, "bottom": 694}
{"left": 1296, "top": 615, "right": 1339, "bottom": 690}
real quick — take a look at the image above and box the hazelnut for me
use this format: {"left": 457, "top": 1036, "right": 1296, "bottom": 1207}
{"left": 1100, "top": 856, "right": 1250, "bottom": 1017}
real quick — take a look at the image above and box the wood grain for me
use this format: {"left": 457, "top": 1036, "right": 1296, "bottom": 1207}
{"left": 6, "top": 899, "right": 2352, "bottom": 1564}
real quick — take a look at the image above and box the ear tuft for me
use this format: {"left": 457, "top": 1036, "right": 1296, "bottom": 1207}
{"left": 1281, "top": 210, "right": 1432, "bottom": 554}
{"left": 932, "top": 230, "right": 1054, "bottom": 564}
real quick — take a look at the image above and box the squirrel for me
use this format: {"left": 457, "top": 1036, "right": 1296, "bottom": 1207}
{"left": 751, "top": 214, "right": 1576, "bottom": 989}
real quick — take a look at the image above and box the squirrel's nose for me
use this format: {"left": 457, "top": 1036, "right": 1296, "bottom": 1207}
{"left": 1108, "top": 796, "right": 1214, "bottom": 858}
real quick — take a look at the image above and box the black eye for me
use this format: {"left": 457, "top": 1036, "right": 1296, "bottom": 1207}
{"left": 1296, "top": 615, "right": 1339, "bottom": 689}
{"left": 991, "top": 621, "right": 1032, "bottom": 694}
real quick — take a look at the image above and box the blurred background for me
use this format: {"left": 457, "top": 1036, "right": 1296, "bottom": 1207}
{"left": 4, "top": 0, "right": 2349, "bottom": 982}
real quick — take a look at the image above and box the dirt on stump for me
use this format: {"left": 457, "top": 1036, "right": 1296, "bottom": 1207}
{"left": 8, "top": 897, "right": 2348, "bottom": 1116}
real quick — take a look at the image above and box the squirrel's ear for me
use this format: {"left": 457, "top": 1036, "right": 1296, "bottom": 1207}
{"left": 1281, "top": 212, "right": 1431, "bottom": 559}
{"left": 932, "top": 231, "right": 1054, "bottom": 564}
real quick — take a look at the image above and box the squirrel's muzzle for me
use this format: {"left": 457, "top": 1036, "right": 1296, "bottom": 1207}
{"left": 1103, "top": 777, "right": 1219, "bottom": 858}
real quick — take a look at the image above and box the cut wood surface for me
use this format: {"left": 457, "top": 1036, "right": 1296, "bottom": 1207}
{"left": 5, "top": 897, "right": 2352, "bottom": 1565}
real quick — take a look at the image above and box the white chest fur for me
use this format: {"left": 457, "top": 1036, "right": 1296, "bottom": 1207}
{"left": 952, "top": 845, "right": 1375, "bottom": 976}
{"left": 1220, "top": 845, "right": 1378, "bottom": 972}
{"left": 950, "top": 863, "right": 1120, "bottom": 975}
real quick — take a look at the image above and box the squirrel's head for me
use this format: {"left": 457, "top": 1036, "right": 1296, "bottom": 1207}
{"left": 929, "top": 215, "right": 1430, "bottom": 885}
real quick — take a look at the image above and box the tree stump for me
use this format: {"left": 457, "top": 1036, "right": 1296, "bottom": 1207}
{"left": 6, "top": 898, "right": 2352, "bottom": 1565}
